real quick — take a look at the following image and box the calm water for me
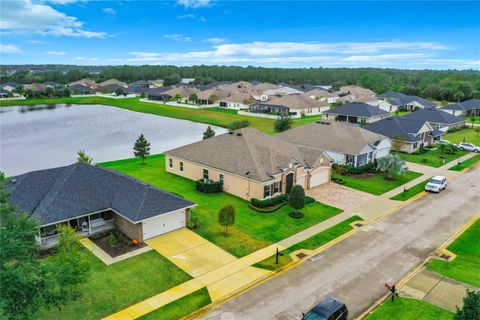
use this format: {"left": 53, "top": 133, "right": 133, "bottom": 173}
{"left": 0, "top": 104, "right": 226, "bottom": 176}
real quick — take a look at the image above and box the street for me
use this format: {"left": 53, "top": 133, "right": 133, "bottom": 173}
{"left": 200, "top": 165, "right": 480, "bottom": 320}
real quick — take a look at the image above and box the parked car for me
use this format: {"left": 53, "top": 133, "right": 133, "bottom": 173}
{"left": 302, "top": 297, "right": 348, "bottom": 320}
{"left": 425, "top": 176, "right": 447, "bottom": 193}
{"left": 437, "top": 139, "right": 454, "bottom": 145}
{"left": 458, "top": 142, "right": 480, "bottom": 153}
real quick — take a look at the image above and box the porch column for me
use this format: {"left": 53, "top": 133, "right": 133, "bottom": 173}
{"left": 88, "top": 215, "right": 91, "bottom": 235}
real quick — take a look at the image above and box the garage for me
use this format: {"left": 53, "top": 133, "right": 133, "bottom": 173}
{"left": 309, "top": 168, "right": 330, "bottom": 188}
{"left": 142, "top": 209, "right": 186, "bottom": 240}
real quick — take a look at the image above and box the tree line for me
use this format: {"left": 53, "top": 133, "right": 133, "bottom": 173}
{"left": 2, "top": 65, "right": 480, "bottom": 102}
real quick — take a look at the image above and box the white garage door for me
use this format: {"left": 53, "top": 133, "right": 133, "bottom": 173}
{"left": 310, "top": 170, "right": 330, "bottom": 188}
{"left": 142, "top": 209, "right": 186, "bottom": 240}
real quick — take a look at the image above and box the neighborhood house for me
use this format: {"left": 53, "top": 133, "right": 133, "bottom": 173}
{"left": 5, "top": 163, "right": 195, "bottom": 247}
{"left": 165, "top": 128, "right": 333, "bottom": 201}
{"left": 402, "top": 107, "right": 465, "bottom": 132}
{"left": 377, "top": 92, "right": 437, "bottom": 112}
{"left": 322, "top": 102, "right": 391, "bottom": 124}
{"left": 441, "top": 99, "right": 480, "bottom": 117}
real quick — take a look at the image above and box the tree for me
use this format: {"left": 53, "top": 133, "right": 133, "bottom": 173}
{"left": 468, "top": 116, "right": 477, "bottom": 128}
{"left": 164, "top": 74, "right": 181, "bottom": 86}
{"left": 454, "top": 91, "right": 465, "bottom": 102}
{"left": 218, "top": 205, "right": 235, "bottom": 234}
{"left": 376, "top": 154, "right": 408, "bottom": 180}
{"left": 422, "top": 84, "right": 441, "bottom": 100}
{"left": 0, "top": 175, "right": 90, "bottom": 319}
{"left": 475, "top": 126, "right": 480, "bottom": 137}
{"left": 454, "top": 289, "right": 480, "bottom": 320}
{"left": 133, "top": 134, "right": 151, "bottom": 164}
{"left": 208, "top": 94, "right": 219, "bottom": 103}
{"left": 174, "top": 93, "right": 181, "bottom": 102}
{"left": 77, "top": 150, "right": 93, "bottom": 164}
{"left": 202, "top": 126, "right": 215, "bottom": 140}
{"left": 189, "top": 93, "right": 198, "bottom": 103}
{"left": 289, "top": 184, "right": 305, "bottom": 215}
{"left": 274, "top": 114, "right": 292, "bottom": 132}
{"left": 114, "top": 87, "right": 124, "bottom": 96}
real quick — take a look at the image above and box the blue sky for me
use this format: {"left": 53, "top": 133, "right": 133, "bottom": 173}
{"left": 1, "top": 0, "right": 479, "bottom": 69}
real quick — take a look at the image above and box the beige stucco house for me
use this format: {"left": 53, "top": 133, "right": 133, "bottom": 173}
{"left": 165, "top": 128, "right": 333, "bottom": 201}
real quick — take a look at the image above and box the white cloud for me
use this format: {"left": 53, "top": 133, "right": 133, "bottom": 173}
{"left": 176, "top": 0, "right": 211, "bottom": 8}
{"left": 0, "top": 0, "right": 106, "bottom": 38}
{"left": 199, "top": 16, "right": 206, "bottom": 22}
{"left": 27, "top": 39, "right": 47, "bottom": 44}
{"left": 74, "top": 56, "right": 85, "bottom": 60}
{"left": 163, "top": 34, "right": 192, "bottom": 42}
{"left": 204, "top": 37, "right": 227, "bottom": 44}
{"left": 177, "top": 14, "right": 196, "bottom": 19}
{"left": 0, "top": 44, "right": 23, "bottom": 54}
{"left": 102, "top": 8, "right": 117, "bottom": 15}
{"left": 44, "top": 50, "right": 66, "bottom": 55}
{"left": 46, "top": 0, "right": 84, "bottom": 4}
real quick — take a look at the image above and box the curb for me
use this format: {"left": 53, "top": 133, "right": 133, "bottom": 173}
{"left": 355, "top": 213, "right": 479, "bottom": 320}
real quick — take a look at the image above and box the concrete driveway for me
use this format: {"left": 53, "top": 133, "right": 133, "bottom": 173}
{"left": 307, "top": 182, "right": 377, "bottom": 211}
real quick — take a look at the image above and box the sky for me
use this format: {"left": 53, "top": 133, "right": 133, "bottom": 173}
{"left": 0, "top": 0, "right": 479, "bottom": 69}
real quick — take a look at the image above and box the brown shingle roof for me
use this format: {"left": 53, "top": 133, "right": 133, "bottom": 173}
{"left": 196, "top": 88, "right": 230, "bottom": 100}
{"left": 221, "top": 92, "right": 255, "bottom": 104}
{"left": 163, "top": 86, "right": 200, "bottom": 98}
{"left": 278, "top": 120, "right": 388, "bottom": 155}
{"left": 268, "top": 94, "right": 329, "bottom": 110}
{"left": 165, "top": 128, "right": 324, "bottom": 182}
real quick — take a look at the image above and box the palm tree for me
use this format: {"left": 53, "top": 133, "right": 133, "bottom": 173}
{"left": 77, "top": 150, "right": 93, "bottom": 164}
{"left": 174, "top": 93, "right": 181, "bottom": 102}
{"left": 376, "top": 155, "right": 408, "bottom": 180}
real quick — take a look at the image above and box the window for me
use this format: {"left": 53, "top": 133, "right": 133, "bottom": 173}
{"left": 168, "top": 158, "right": 173, "bottom": 168}
{"left": 219, "top": 173, "right": 224, "bottom": 183}
{"left": 273, "top": 181, "right": 281, "bottom": 194}
{"left": 263, "top": 185, "right": 271, "bottom": 198}
{"left": 203, "top": 169, "right": 209, "bottom": 180}
{"left": 179, "top": 161, "right": 184, "bottom": 172}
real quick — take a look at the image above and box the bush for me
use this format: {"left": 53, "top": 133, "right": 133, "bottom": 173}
{"left": 250, "top": 194, "right": 288, "bottom": 208}
{"left": 444, "top": 144, "right": 459, "bottom": 154}
{"left": 289, "top": 211, "right": 304, "bottom": 219}
{"left": 344, "top": 162, "right": 377, "bottom": 174}
{"left": 248, "top": 202, "right": 288, "bottom": 213}
{"left": 289, "top": 185, "right": 305, "bottom": 212}
{"left": 304, "top": 196, "right": 316, "bottom": 204}
{"left": 333, "top": 164, "right": 347, "bottom": 176}
{"left": 228, "top": 120, "right": 250, "bottom": 131}
{"left": 108, "top": 232, "right": 118, "bottom": 247}
{"left": 187, "top": 216, "right": 199, "bottom": 229}
{"left": 196, "top": 179, "right": 223, "bottom": 193}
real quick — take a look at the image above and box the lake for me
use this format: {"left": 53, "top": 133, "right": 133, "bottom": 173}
{"left": 0, "top": 104, "right": 226, "bottom": 176}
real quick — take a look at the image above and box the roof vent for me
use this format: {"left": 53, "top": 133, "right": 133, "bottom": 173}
{"left": 237, "top": 132, "right": 243, "bottom": 136}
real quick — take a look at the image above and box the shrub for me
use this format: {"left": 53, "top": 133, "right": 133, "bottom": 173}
{"left": 422, "top": 158, "right": 428, "bottom": 163}
{"left": 444, "top": 144, "right": 459, "bottom": 154}
{"left": 196, "top": 179, "right": 223, "bottom": 193}
{"left": 218, "top": 205, "right": 235, "bottom": 234}
{"left": 334, "top": 164, "right": 347, "bottom": 175}
{"left": 228, "top": 120, "right": 250, "bottom": 130}
{"left": 304, "top": 196, "right": 316, "bottom": 204}
{"left": 108, "top": 232, "right": 118, "bottom": 247}
{"left": 289, "top": 185, "right": 305, "bottom": 213}
{"left": 345, "top": 162, "right": 376, "bottom": 174}
{"left": 250, "top": 194, "right": 288, "bottom": 208}
{"left": 274, "top": 114, "right": 293, "bottom": 132}
{"left": 187, "top": 216, "right": 199, "bottom": 229}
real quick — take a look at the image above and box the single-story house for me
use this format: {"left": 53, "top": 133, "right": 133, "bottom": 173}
{"left": 98, "top": 79, "right": 128, "bottom": 88}
{"left": 181, "top": 78, "right": 195, "bottom": 84}
{"left": 69, "top": 78, "right": 97, "bottom": 89}
{"left": 323, "top": 102, "right": 391, "bottom": 124}
{"left": 163, "top": 86, "right": 200, "bottom": 100}
{"left": 165, "top": 127, "right": 333, "bottom": 201}
{"left": 24, "top": 83, "right": 46, "bottom": 92}
{"left": 43, "top": 81, "right": 61, "bottom": 88}
{"left": 364, "top": 117, "right": 444, "bottom": 153}
{"left": 402, "top": 107, "right": 465, "bottom": 132}
{"left": 217, "top": 81, "right": 252, "bottom": 95}
{"left": 219, "top": 92, "right": 255, "bottom": 110}
{"left": 441, "top": 99, "right": 480, "bottom": 117}
{"left": 148, "top": 79, "right": 165, "bottom": 87}
{"left": 195, "top": 88, "right": 230, "bottom": 105}
{"left": 250, "top": 94, "right": 329, "bottom": 116}
{"left": 129, "top": 80, "right": 150, "bottom": 90}
{"left": 98, "top": 83, "right": 124, "bottom": 93}
{"left": 263, "top": 86, "right": 303, "bottom": 97}
{"left": 0, "top": 88, "right": 11, "bottom": 97}
{"left": 147, "top": 92, "right": 172, "bottom": 101}
{"left": 303, "top": 88, "right": 339, "bottom": 103}
{"left": 1, "top": 81, "right": 21, "bottom": 92}
{"left": 278, "top": 120, "right": 391, "bottom": 167}
{"left": 333, "top": 86, "right": 376, "bottom": 103}
{"left": 69, "top": 84, "right": 94, "bottom": 95}
{"left": 377, "top": 92, "right": 437, "bottom": 112}
{"left": 4, "top": 163, "right": 195, "bottom": 247}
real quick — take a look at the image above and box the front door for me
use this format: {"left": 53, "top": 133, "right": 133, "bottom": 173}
{"left": 285, "top": 173, "right": 294, "bottom": 193}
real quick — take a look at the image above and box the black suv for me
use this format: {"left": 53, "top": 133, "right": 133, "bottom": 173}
{"left": 302, "top": 297, "right": 348, "bottom": 320}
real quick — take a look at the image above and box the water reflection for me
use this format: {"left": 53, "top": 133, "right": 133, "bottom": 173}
{"left": 1, "top": 104, "right": 226, "bottom": 176}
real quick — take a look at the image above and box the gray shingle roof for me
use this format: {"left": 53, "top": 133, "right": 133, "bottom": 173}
{"left": 403, "top": 107, "right": 464, "bottom": 124}
{"left": 5, "top": 163, "right": 195, "bottom": 226}
{"left": 442, "top": 99, "right": 480, "bottom": 112}
{"left": 323, "top": 102, "right": 390, "bottom": 118}
{"left": 363, "top": 117, "right": 435, "bottom": 142}
{"left": 378, "top": 92, "right": 436, "bottom": 107}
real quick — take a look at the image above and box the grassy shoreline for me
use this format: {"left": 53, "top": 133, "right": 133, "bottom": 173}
{"left": 0, "top": 96, "right": 321, "bottom": 134}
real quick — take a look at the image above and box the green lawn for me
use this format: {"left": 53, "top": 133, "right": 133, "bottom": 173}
{"left": 100, "top": 154, "right": 343, "bottom": 257}
{"left": 33, "top": 250, "right": 191, "bottom": 320}
{"left": 428, "top": 219, "right": 480, "bottom": 287}
{"left": 0, "top": 96, "right": 317, "bottom": 134}
{"left": 390, "top": 177, "right": 430, "bottom": 201}
{"left": 332, "top": 171, "right": 422, "bottom": 195}
{"left": 444, "top": 127, "right": 480, "bottom": 145}
{"left": 139, "top": 288, "right": 211, "bottom": 320}
{"left": 449, "top": 154, "right": 480, "bottom": 171}
{"left": 253, "top": 216, "right": 362, "bottom": 271}
{"left": 392, "top": 111, "right": 410, "bottom": 116}
{"left": 395, "top": 149, "right": 468, "bottom": 168}
{"left": 365, "top": 297, "right": 453, "bottom": 320}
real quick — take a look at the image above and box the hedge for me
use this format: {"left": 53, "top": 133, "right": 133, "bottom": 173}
{"left": 250, "top": 194, "right": 288, "bottom": 208}
{"left": 305, "top": 196, "right": 316, "bottom": 204}
{"left": 248, "top": 202, "right": 288, "bottom": 213}
{"left": 196, "top": 179, "right": 223, "bottom": 193}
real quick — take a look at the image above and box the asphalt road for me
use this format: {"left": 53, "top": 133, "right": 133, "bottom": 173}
{"left": 201, "top": 166, "right": 480, "bottom": 320}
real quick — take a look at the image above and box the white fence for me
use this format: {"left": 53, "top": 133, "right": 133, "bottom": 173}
{"left": 71, "top": 93, "right": 136, "bottom": 99}
{"left": 0, "top": 96, "right": 26, "bottom": 101}
{"left": 237, "top": 111, "right": 301, "bottom": 119}
{"left": 140, "top": 99, "right": 215, "bottom": 109}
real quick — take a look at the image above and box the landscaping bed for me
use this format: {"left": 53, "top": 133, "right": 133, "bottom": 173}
{"left": 428, "top": 219, "right": 480, "bottom": 287}
{"left": 100, "top": 154, "right": 343, "bottom": 258}
{"left": 253, "top": 215, "right": 362, "bottom": 271}
{"left": 390, "top": 177, "right": 431, "bottom": 201}
{"left": 395, "top": 148, "right": 468, "bottom": 168}
{"left": 32, "top": 250, "right": 191, "bottom": 320}
{"left": 449, "top": 153, "right": 480, "bottom": 171}
{"left": 365, "top": 297, "right": 453, "bottom": 320}
{"left": 90, "top": 230, "right": 146, "bottom": 258}
{"left": 332, "top": 171, "right": 422, "bottom": 195}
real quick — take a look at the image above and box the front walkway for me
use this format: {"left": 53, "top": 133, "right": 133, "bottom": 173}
{"left": 400, "top": 268, "right": 479, "bottom": 311}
